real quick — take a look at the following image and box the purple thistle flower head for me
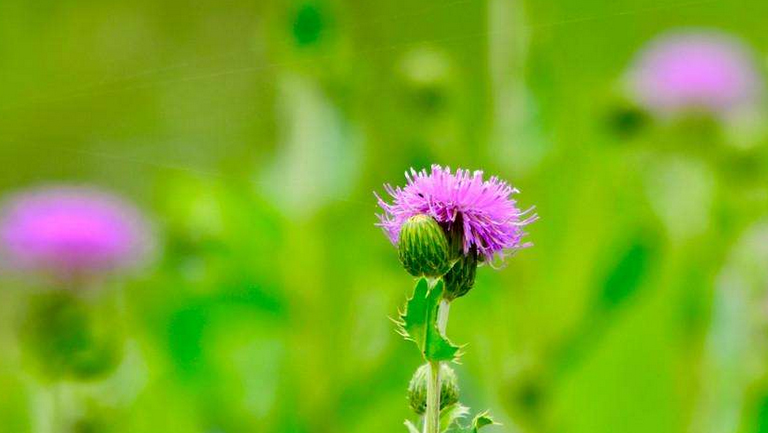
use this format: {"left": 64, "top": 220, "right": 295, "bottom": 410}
{"left": 626, "top": 30, "right": 764, "bottom": 118}
{"left": 376, "top": 165, "right": 537, "bottom": 263}
{"left": 0, "top": 186, "right": 154, "bottom": 282}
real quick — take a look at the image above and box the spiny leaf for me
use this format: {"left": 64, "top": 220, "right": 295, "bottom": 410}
{"left": 395, "top": 278, "right": 461, "bottom": 362}
{"left": 395, "top": 278, "right": 431, "bottom": 346}
{"left": 471, "top": 411, "right": 498, "bottom": 431}
{"left": 440, "top": 403, "right": 470, "bottom": 432}
{"left": 404, "top": 420, "right": 420, "bottom": 433}
{"left": 453, "top": 410, "right": 500, "bottom": 433}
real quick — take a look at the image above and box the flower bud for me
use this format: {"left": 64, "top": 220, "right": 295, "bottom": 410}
{"left": 20, "top": 292, "right": 122, "bottom": 382}
{"left": 443, "top": 249, "right": 478, "bottom": 301}
{"left": 445, "top": 222, "right": 464, "bottom": 262}
{"left": 408, "top": 363, "right": 460, "bottom": 414}
{"left": 398, "top": 214, "right": 451, "bottom": 277}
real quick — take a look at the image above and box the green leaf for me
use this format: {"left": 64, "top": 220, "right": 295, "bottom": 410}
{"left": 404, "top": 420, "right": 420, "bottom": 433}
{"left": 471, "top": 411, "right": 498, "bottom": 431}
{"left": 453, "top": 410, "right": 500, "bottom": 433}
{"left": 440, "top": 403, "right": 469, "bottom": 432}
{"left": 598, "top": 238, "right": 655, "bottom": 310}
{"left": 395, "top": 278, "right": 461, "bottom": 362}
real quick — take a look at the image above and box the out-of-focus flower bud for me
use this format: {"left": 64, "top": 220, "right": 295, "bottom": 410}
{"left": 20, "top": 292, "right": 122, "bottom": 382}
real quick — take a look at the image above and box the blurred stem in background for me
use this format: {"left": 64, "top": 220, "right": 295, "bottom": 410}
{"left": 21, "top": 290, "right": 126, "bottom": 432}
{"left": 30, "top": 382, "right": 59, "bottom": 433}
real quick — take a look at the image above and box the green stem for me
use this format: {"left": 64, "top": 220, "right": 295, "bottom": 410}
{"left": 52, "top": 383, "right": 65, "bottom": 433}
{"left": 424, "top": 299, "right": 451, "bottom": 433}
{"left": 437, "top": 300, "right": 450, "bottom": 334}
{"left": 425, "top": 361, "right": 441, "bottom": 433}
{"left": 34, "top": 383, "right": 63, "bottom": 433}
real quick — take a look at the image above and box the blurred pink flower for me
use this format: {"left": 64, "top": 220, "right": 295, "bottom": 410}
{"left": 626, "top": 30, "right": 764, "bottom": 118}
{"left": 0, "top": 186, "right": 153, "bottom": 281}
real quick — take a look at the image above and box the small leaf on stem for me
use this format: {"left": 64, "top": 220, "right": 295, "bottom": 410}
{"left": 471, "top": 411, "right": 499, "bottom": 432}
{"left": 395, "top": 278, "right": 461, "bottom": 362}
{"left": 404, "top": 420, "right": 421, "bottom": 433}
{"left": 440, "top": 403, "right": 469, "bottom": 432}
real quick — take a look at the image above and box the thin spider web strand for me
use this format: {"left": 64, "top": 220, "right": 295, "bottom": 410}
{"left": 0, "top": 0, "right": 723, "bottom": 112}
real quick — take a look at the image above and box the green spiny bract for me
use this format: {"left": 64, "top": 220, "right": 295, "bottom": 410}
{"left": 443, "top": 249, "right": 478, "bottom": 301}
{"left": 407, "top": 363, "right": 460, "bottom": 415}
{"left": 398, "top": 214, "right": 451, "bottom": 277}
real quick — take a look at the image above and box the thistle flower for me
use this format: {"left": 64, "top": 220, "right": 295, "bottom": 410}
{"left": 376, "top": 165, "right": 536, "bottom": 264}
{"left": 626, "top": 30, "right": 764, "bottom": 118}
{"left": 0, "top": 186, "right": 153, "bottom": 281}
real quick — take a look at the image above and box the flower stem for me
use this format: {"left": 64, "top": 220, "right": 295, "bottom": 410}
{"left": 425, "top": 361, "right": 441, "bottom": 433}
{"left": 424, "top": 299, "right": 451, "bottom": 433}
{"left": 437, "top": 300, "right": 450, "bottom": 334}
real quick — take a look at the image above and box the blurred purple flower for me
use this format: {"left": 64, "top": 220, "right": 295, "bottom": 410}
{"left": 0, "top": 186, "right": 153, "bottom": 280}
{"left": 626, "top": 30, "right": 764, "bottom": 118}
{"left": 376, "top": 165, "right": 536, "bottom": 263}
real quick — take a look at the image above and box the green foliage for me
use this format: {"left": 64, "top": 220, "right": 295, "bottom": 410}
{"left": 469, "top": 411, "right": 498, "bottom": 431}
{"left": 598, "top": 237, "right": 656, "bottom": 310}
{"left": 405, "top": 419, "right": 421, "bottom": 433}
{"left": 428, "top": 406, "right": 498, "bottom": 433}
{"left": 292, "top": 2, "right": 326, "bottom": 47}
{"left": 403, "top": 404, "right": 480, "bottom": 433}
{"left": 20, "top": 292, "right": 122, "bottom": 382}
{"left": 440, "top": 403, "right": 470, "bottom": 432}
{"left": 395, "top": 278, "right": 461, "bottom": 362}
{"left": 1, "top": 0, "right": 768, "bottom": 431}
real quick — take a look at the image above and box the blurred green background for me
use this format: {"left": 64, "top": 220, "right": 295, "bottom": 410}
{"left": 2, "top": 0, "right": 768, "bottom": 432}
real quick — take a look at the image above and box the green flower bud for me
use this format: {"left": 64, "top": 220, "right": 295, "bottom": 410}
{"left": 20, "top": 292, "right": 122, "bottom": 382}
{"left": 408, "top": 363, "right": 460, "bottom": 415}
{"left": 398, "top": 214, "right": 451, "bottom": 277}
{"left": 443, "top": 249, "right": 478, "bottom": 301}
{"left": 446, "top": 222, "right": 464, "bottom": 262}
